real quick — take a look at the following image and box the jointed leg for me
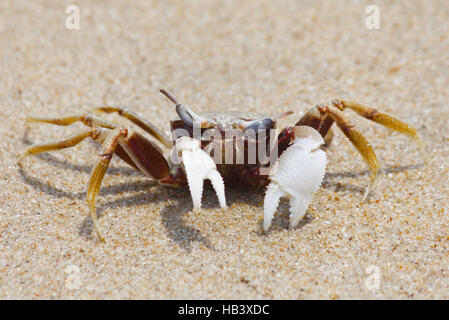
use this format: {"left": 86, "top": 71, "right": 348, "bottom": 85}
{"left": 27, "top": 105, "right": 171, "bottom": 148}
{"left": 87, "top": 128, "right": 128, "bottom": 242}
{"left": 21, "top": 122, "right": 175, "bottom": 241}
{"left": 297, "top": 99, "right": 424, "bottom": 201}
{"left": 318, "top": 105, "right": 379, "bottom": 201}
{"left": 19, "top": 127, "right": 108, "bottom": 162}
{"left": 332, "top": 99, "right": 426, "bottom": 160}
{"left": 95, "top": 107, "right": 172, "bottom": 148}
{"left": 25, "top": 114, "right": 149, "bottom": 171}
{"left": 19, "top": 125, "right": 125, "bottom": 241}
{"left": 22, "top": 112, "right": 179, "bottom": 241}
{"left": 27, "top": 114, "right": 116, "bottom": 130}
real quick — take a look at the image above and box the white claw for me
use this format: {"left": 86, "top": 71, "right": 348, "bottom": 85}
{"left": 263, "top": 126, "right": 326, "bottom": 232}
{"left": 263, "top": 183, "right": 283, "bottom": 232}
{"left": 176, "top": 137, "right": 226, "bottom": 209}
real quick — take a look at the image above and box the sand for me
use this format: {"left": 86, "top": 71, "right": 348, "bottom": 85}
{"left": 0, "top": 0, "right": 448, "bottom": 299}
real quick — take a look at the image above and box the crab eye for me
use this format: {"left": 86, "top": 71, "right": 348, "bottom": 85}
{"left": 176, "top": 104, "right": 215, "bottom": 128}
{"left": 176, "top": 104, "right": 195, "bottom": 127}
{"left": 244, "top": 118, "right": 274, "bottom": 132}
{"left": 160, "top": 89, "right": 215, "bottom": 128}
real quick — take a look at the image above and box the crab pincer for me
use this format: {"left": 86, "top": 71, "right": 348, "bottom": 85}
{"left": 263, "top": 126, "right": 326, "bottom": 232}
{"left": 175, "top": 136, "right": 227, "bottom": 209}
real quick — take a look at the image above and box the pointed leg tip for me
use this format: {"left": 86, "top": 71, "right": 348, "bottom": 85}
{"left": 421, "top": 151, "right": 429, "bottom": 164}
{"left": 18, "top": 153, "right": 27, "bottom": 163}
{"left": 414, "top": 136, "right": 427, "bottom": 162}
{"left": 361, "top": 187, "right": 370, "bottom": 203}
{"left": 95, "top": 229, "right": 106, "bottom": 242}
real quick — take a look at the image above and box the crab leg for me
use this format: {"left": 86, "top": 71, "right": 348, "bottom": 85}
{"left": 332, "top": 100, "right": 426, "bottom": 160}
{"left": 86, "top": 127, "right": 172, "bottom": 241}
{"left": 20, "top": 128, "right": 104, "bottom": 161}
{"left": 22, "top": 126, "right": 134, "bottom": 241}
{"left": 22, "top": 116, "right": 174, "bottom": 240}
{"left": 26, "top": 114, "right": 116, "bottom": 129}
{"left": 87, "top": 128, "right": 128, "bottom": 241}
{"left": 319, "top": 105, "right": 379, "bottom": 201}
{"left": 175, "top": 136, "right": 226, "bottom": 209}
{"left": 264, "top": 126, "right": 326, "bottom": 231}
{"left": 95, "top": 106, "right": 172, "bottom": 148}
{"left": 84, "top": 129, "right": 173, "bottom": 239}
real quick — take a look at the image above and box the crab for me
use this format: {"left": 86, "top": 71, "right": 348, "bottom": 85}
{"left": 20, "top": 89, "right": 425, "bottom": 241}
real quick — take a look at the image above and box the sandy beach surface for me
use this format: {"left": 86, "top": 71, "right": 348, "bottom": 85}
{"left": 1, "top": 0, "right": 448, "bottom": 299}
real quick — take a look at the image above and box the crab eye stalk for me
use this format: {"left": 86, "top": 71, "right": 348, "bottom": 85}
{"left": 159, "top": 89, "right": 215, "bottom": 128}
{"left": 244, "top": 110, "right": 293, "bottom": 132}
{"left": 244, "top": 118, "right": 275, "bottom": 132}
{"left": 160, "top": 89, "right": 179, "bottom": 105}
{"left": 159, "top": 89, "right": 192, "bottom": 126}
{"left": 272, "top": 110, "right": 294, "bottom": 120}
{"left": 176, "top": 104, "right": 197, "bottom": 127}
